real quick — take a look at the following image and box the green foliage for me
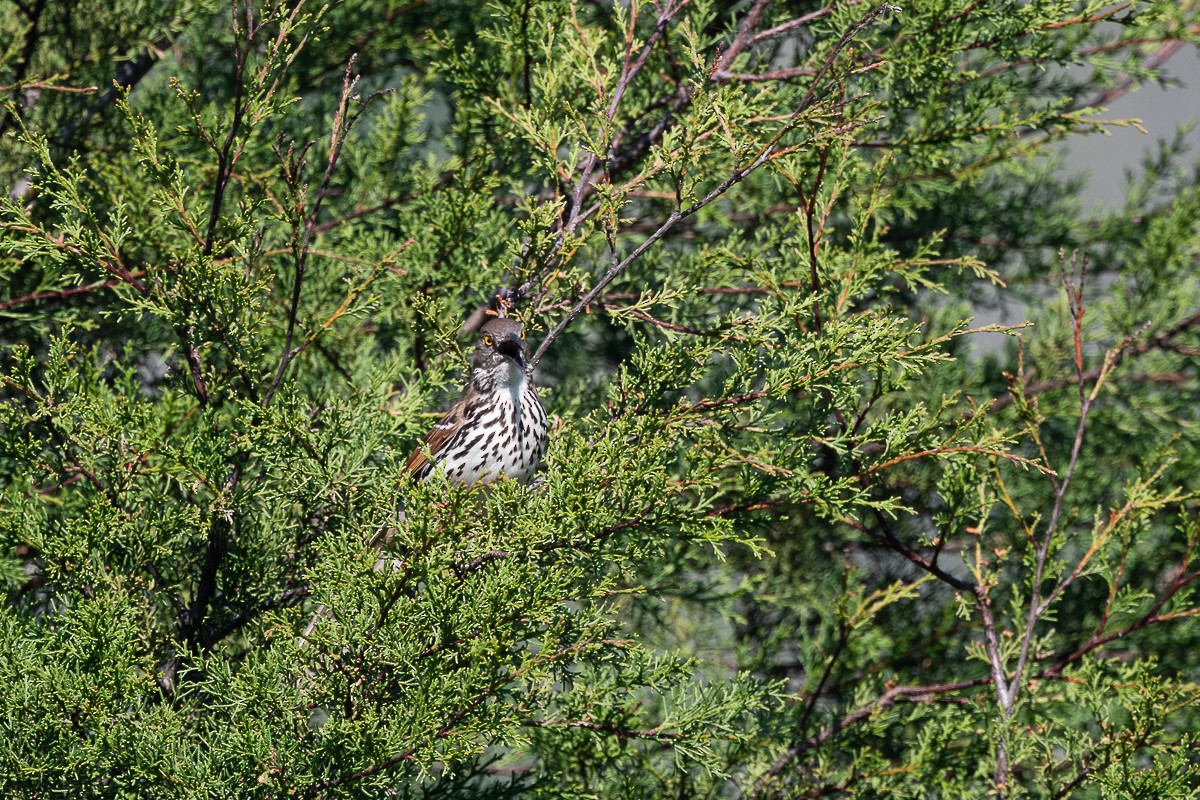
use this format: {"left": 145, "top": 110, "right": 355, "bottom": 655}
{"left": 2, "top": 0, "right": 1200, "bottom": 797}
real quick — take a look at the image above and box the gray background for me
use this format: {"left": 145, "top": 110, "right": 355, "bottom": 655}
{"left": 1063, "top": 45, "right": 1200, "bottom": 207}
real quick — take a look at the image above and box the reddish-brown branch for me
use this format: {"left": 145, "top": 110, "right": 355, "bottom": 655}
{"left": 0, "top": 222, "right": 150, "bottom": 297}
{"left": 750, "top": 6, "right": 840, "bottom": 47}
{"left": 0, "top": 276, "right": 140, "bottom": 311}
{"left": 1043, "top": 568, "right": 1200, "bottom": 678}
{"left": 717, "top": 65, "right": 818, "bottom": 83}
{"left": 983, "top": 307, "right": 1200, "bottom": 415}
{"left": 716, "top": 0, "right": 773, "bottom": 71}
{"left": 310, "top": 173, "right": 454, "bottom": 234}
{"left": 0, "top": 0, "right": 49, "bottom": 135}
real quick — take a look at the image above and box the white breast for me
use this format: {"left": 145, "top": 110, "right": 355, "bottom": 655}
{"left": 435, "top": 369, "right": 547, "bottom": 486}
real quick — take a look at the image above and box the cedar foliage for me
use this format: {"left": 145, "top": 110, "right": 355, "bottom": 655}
{"left": 2, "top": 0, "right": 1200, "bottom": 797}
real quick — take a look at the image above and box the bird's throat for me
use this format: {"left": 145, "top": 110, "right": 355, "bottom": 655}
{"left": 474, "top": 359, "right": 526, "bottom": 395}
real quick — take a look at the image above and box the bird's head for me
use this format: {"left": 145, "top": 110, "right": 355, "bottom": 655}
{"left": 471, "top": 317, "right": 529, "bottom": 388}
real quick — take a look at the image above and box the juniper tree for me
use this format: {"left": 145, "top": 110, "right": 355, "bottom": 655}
{"left": 1, "top": 0, "right": 1199, "bottom": 797}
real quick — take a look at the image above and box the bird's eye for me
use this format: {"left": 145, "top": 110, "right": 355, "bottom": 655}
{"left": 483, "top": 335, "right": 494, "bottom": 346}
{"left": 519, "top": 330, "right": 525, "bottom": 340}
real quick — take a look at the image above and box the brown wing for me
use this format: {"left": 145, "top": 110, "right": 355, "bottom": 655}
{"left": 403, "top": 400, "right": 469, "bottom": 480}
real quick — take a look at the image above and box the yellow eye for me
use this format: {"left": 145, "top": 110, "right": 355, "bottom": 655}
{"left": 483, "top": 335, "right": 494, "bottom": 346}
{"left": 519, "top": 330, "right": 525, "bottom": 340}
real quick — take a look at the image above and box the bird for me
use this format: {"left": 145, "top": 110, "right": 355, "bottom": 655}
{"left": 404, "top": 317, "right": 548, "bottom": 485}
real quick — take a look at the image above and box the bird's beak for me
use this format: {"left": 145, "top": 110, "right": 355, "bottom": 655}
{"left": 497, "top": 337, "right": 524, "bottom": 367}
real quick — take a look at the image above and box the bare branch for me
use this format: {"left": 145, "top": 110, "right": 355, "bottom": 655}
{"left": 982, "top": 306, "right": 1200, "bottom": 416}
{"left": 263, "top": 56, "right": 393, "bottom": 407}
{"left": 716, "top": 0, "right": 774, "bottom": 71}
{"left": 0, "top": 276, "right": 131, "bottom": 311}
{"left": 513, "top": 0, "right": 691, "bottom": 311}
{"left": 201, "top": 5, "right": 253, "bottom": 258}
{"left": 530, "top": 3, "right": 898, "bottom": 368}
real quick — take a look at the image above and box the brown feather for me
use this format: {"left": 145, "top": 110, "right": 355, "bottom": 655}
{"left": 403, "top": 388, "right": 476, "bottom": 479}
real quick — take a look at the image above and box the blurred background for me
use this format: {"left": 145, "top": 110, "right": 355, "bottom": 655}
{"left": 1065, "top": 45, "right": 1200, "bottom": 206}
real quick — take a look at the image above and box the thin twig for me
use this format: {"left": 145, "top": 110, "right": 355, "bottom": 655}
{"left": 531, "top": 4, "right": 898, "bottom": 368}
{"left": 517, "top": 0, "right": 691, "bottom": 309}
{"left": 716, "top": 0, "right": 774, "bottom": 71}
{"left": 754, "top": 678, "right": 985, "bottom": 795}
{"left": 0, "top": 0, "right": 49, "bottom": 136}
{"left": 201, "top": 5, "right": 252, "bottom": 258}
{"left": 981, "top": 307, "right": 1200, "bottom": 416}
{"left": 263, "top": 55, "right": 392, "bottom": 406}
